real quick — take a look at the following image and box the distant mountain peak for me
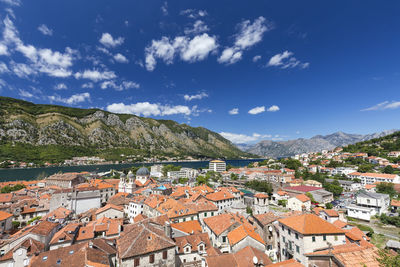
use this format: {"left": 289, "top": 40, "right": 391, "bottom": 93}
{"left": 243, "top": 129, "right": 398, "bottom": 158}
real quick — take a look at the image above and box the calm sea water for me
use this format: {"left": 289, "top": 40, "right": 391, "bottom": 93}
{"left": 0, "top": 159, "right": 263, "bottom": 181}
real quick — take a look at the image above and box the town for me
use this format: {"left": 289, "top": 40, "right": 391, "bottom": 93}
{"left": 0, "top": 144, "right": 399, "bottom": 267}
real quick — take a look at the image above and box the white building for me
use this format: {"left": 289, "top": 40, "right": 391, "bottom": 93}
{"left": 287, "top": 194, "right": 311, "bottom": 212}
{"left": 356, "top": 191, "right": 390, "bottom": 215}
{"left": 278, "top": 214, "right": 346, "bottom": 266}
{"left": 209, "top": 160, "right": 226, "bottom": 173}
{"left": 346, "top": 204, "right": 374, "bottom": 221}
{"left": 331, "top": 167, "right": 357, "bottom": 176}
{"left": 167, "top": 168, "right": 199, "bottom": 180}
{"left": 118, "top": 172, "right": 136, "bottom": 193}
{"left": 150, "top": 164, "right": 164, "bottom": 178}
{"left": 347, "top": 172, "right": 400, "bottom": 185}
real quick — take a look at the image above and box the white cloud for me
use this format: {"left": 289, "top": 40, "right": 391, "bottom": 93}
{"left": 229, "top": 108, "right": 239, "bottom": 115}
{"left": 252, "top": 55, "right": 261, "bottom": 62}
{"left": 54, "top": 83, "right": 67, "bottom": 90}
{"left": 267, "top": 105, "right": 280, "bottom": 112}
{"left": 184, "top": 20, "right": 209, "bottom": 35}
{"left": 144, "top": 33, "right": 218, "bottom": 71}
{"left": 37, "top": 24, "right": 53, "bottom": 36}
{"left": 106, "top": 102, "right": 194, "bottom": 117}
{"left": 82, "top": 82, "right": 94, "bottom": 88}
{"left": 218, "top": 16, "right": 271, "bottom": 65}
{"left": 99, "top": 33, "right": 124, "bottom": 48}
{"left": 361, "top": 101, "right": 400, "bottom": 111}
{"left": 219, "top": 132, "right": 271, "bottom": 144}
{"left": 184, "top": 92, "right": 208, "bottom": 101}
{"left": 0, "top": 0, "right": 20, "bottom": 6}
{"left": 49, "top": 92, "right": 91, "bottom": 105}
{"left": 267, "top": 50, "right": 309, "bottom": 69}
{"left": 161, "top": 1, "right": 168, "bottom": 16}
{"left": 180, "top": 33, "right": 218, "bottom": 62}
{"left": 0, "top": 43, "right": 8, "bottom": 55}
{"left": 0, "top": 62, "right": 9, "bottom": 73}
{"left": 180, "top": 9, "right": 208, "bottom": 19}
{"left": 10, "top": 62, "right": 36, "bottom": 78}
{"left": 2, "top": 17, "right": 77, "bottom": 78}
{"left": 18, "top": 89, "right": 34, "bottom": 98}
{"left": 113, "top": 53, "right": 129, "bottom": 63}
{"left": 248, "top": 106, "right": 265, "bottom": 115}
{"left": 100, "top": 80, "right": 139, "bottom": 91}
{"left": 74, "top": 69, "right": 116, "bottom": 82}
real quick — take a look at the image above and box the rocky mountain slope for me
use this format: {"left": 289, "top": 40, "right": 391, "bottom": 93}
{"left": 245, "top": 130, "right": 398, "bottom": 158}
{"left": 0, "top": 97, "right": 251, "bottom": 161}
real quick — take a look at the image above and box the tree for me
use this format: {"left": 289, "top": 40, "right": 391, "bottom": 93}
{"left": 162, "top": 164, "right": 181, "bottom": 177}
{"left": 377, "top": 182, "right": 397, "bottom": 197}
{"left": 324, "top": 183, "right": 343, "bottom": 197}
{"left": 278, "top": 200, "right": 287, "bottom": 207}
{"left": 325, "top": 203, "right": 333, "bottom": 209}
{"left": 245, "top": 181, "right": 273, "bottom": 195}
{"left": 246, "top": 206, "right": 253, "bottom": 215}
{"left": 305, "top": 192, "right": 316, "bottom": 203}
{"left": 12, "top": 221, "right": 20, "bottom": 229}
{"left": 358, "top": 164, "right": 374, "bottom": 173}
{"left": 383, "top": 165, "right": 394, "bottom": 174}
{"left": 230, "top": 173, "right": 239, "bottom": 180}
{"left": 196, "top": 175, "right": 211, "bottom": 187}
{"left": 280, "top": 159, "right": 302, "bottom": 170}
{"left": 377, "top": 249, "right": 400, "bottom": 266}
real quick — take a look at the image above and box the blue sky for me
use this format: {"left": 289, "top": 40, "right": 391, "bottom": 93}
{"left": 0, "top": 0, "right": 400, "bottom": 144}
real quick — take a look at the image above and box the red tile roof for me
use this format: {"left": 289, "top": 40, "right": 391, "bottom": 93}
{"left": 279, "top": 214, "right": 344, "bottom": 235}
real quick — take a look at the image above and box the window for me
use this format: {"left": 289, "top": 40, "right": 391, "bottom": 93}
{"left": 149, "top": 254, "right": 154, "bottom": 263}
{"left": 204, "top": 212, "right": 207, "bottom": 217}
{"left": 283, "top": 236, "right": 286, "bottom": 243}
{"left": 222, "top": 236, "right": 227, "bottom": 243}
{"left": 281, "top": 225, "right": 284, "bottom": 231}
{"left": 323, "top": 235, "right": 326, "bottom": 241}
{"left": 199, "top": 245, "right": 204, "bottom": 251}
{"left": 334, "top": 235, "right": 338, "bottom": 241}
{"left": 194, "top": 257, "right": 196, "bottom": 261}
{"left": 312, "top": 236, "right": 316, "bottom": 242}
{"left": 134, "top": 258, "right": 140, "bottom": 267}
{"left": 296, "top": 245, "right": 300, "bottom": 253}
{"left": 288, "top": 229, "right": 291, "bottom": 235}
{"left": 295, "top": 233, "right": 299, "bottom": 239}
{"left": 163, "top": 250, "right": 167, "bottom": 259}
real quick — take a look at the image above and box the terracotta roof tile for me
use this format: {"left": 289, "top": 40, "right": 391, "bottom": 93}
{"left": 171, "top": 220, "right": 202, "bottom": 235}
{"left": 227, "top": 224, "right": 265, "bottom": 246}
{"left": 0, "top": 210, "right": 12, "bottom": 221}
{"left": 279, "top": 214, "right": 344, "bottom": 235}
{"left": 295, "top": 194, "right": 310, "bottom": 202}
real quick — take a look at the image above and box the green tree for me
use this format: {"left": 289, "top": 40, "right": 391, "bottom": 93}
{"left": 246, "top": 206, "right": 253, "bottom": 215}
{"left": 278, "top": 200, "right": 287, "bottom": 207}
{"left": 230, "top": 173, "right": 239, "bottom": 180}
{"left": 377, "top": 182, "right": 397, "bottom": 197}
{"left": 196, "top": 175, "right": 211, "bottom": 186}
{"left": 305, "top": 192, "right": 316, "bottom": 203}
{"left": 358, "top": 164, "right": 374, "bottom": 173}
{"left": 383, "top": 165, "right": 394, "bottom": 174}
{"left": 12, "top": 221, "right": 20, "bottom": 229}
{"left": 325, "top": 203, "right": 333, "bottom": 209}
{"left": 377, "top": 249, "right": 400, "bottom": 266}
{"left": 162, "top": 164, "right": 181, "bottom": 177}
{"left": 245, "top": 181, "right": 273, "bottom": 195}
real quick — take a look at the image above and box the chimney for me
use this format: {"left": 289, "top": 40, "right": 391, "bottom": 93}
{"left": 164, "top": 221, "right": 172, "bottom": 238}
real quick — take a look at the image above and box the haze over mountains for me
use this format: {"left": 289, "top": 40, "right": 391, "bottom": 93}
{"left": 241, "top": 130, "right": 399, "bottom": 158}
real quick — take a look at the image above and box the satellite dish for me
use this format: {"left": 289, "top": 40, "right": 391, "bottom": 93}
{"left": 253, "top": 256, "right": 258, "bottom": 264}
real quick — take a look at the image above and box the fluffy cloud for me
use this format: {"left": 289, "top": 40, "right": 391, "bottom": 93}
{"left": 252, "top": 55, "right": 261, "bottom": 62}
{"left": 229, "top": 108, "right": 239, "bottom": 115}
{"left": 184, "top": 20, "right": 209, "bottom": 35}
{"left": 218, "top": 16, "right": 271, "bottom": 65}
{"left": 37, "top": 24, "right": 53, "bottom": 36}
{"left": 0, "top": 43, "right": 8, "bottom": 55}
{"left": 99, "top": 33, "right": 124, "bottom": 48}
{"left": 180, "top": 9, "right": 208, "bottom": 19}
{"left": 267, "top": 105, "right": 280, "bottom": 112}
{"left": 267, "top": 50, "right": 309, "bottom": 69}
{"left": 82, "top": 82, "right": 94, "bottom": 88}
{"left": 49, "top": 92, "right": 91, "bottom": 105}
{"left": 113, "top": 53, "right": 129, "bottom": 63}
{"left": 106, "top": 102, "right": 194, "bottom": 117}
{"left": 219, "top": 132, "right": 271, "bottom": 144}
{"left": 248, "top": 106, "right": 265, "bottom": 115}
{"left": 0, "top": 0, "right": 20, "bottom": 6}
{"left": 361, "top": 101, "right": 400, "bottom": 111}
{"left": 18, "top": 89, "right": 34, "bottom": 98}
{"left": 74, "top": 69, "right": 116, "bottom": 82}
{"left": 100, "top": 80, "right": 139, "bottom": 91}
{"left": 184, "top": 92, "right": 208, "bottom": 101}
{"left": 2, "top": 17, "right": 76, "bottom": 78}
{"left": 161, "top": 1, "right": 168, "bottom": 16}
{"left": 145, "top": 33, "right": 218, "bottom": 71}
{"left": 54, "top": 83, "right": 67, "bottom": 90}
{"left": 0, "top": 62, "right": 9, "bottom": 73}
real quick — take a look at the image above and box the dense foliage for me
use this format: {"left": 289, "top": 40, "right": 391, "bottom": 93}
{"left": 1, "top": 184, "right": 26, "bottom": 193}
{"left": 245, "top": 180, "right": 273, "bottom": 195}
{"left": 377, "top": 182, "right": 397, "bottom": 198}
{"left": 378, "top": 214, "right": 400, "bottom": 227}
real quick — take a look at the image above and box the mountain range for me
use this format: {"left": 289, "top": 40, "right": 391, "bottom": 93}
{"left": 242, "top": 130, "right": 399, "bottom": 158}
{"left": 0, "top": 97, "right": 251, "bottom": 162}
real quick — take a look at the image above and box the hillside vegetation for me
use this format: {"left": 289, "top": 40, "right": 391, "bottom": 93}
{"left": 0, "top": 97, "right": 253, "bottom": 163}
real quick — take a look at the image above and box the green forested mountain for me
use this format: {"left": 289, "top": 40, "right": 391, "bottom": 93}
{"left": 343, "top": 131, "right": 400, "bottom": 157}
{"left": 0, "top": 97, "right": 252, "bottom": 163}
